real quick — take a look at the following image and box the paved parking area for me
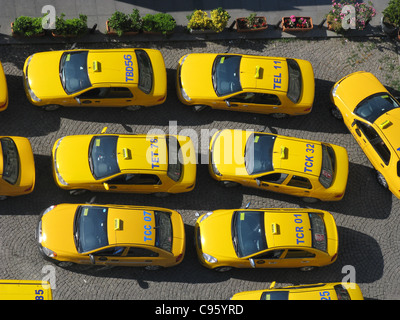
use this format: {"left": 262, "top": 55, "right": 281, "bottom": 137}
{"left": 0, "top": 36, "right": 400, "bottom": 300}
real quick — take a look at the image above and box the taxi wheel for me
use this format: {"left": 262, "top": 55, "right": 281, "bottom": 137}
{"left": 330, "top": 106, "right": 343, "bottom": 120}
{"left": 302, "top": 197, "right": 319, "bottom": 203}
{"left": 126, "top": 105, "right": 142, "bottom": 111}
{"left": 144, "top": 265, "right": 162, "bottom": 271}
{"left": 220, "top": 181, "right": 240, "bottom": 188}
{"left": 56, "top": 261, "right": 75, "bottom": 269}
{"left": 271, "top": 113, "right": 288, "bottom": 119}
{"left": 299, "top": 266, "right": 315, "bottom": 272}
{"left": 214, "top": 266, "right": 233, "bottom": 272}
{"left": 192, "top": 105, "right": 209, "bottom": 112}
{"left": 41, "top": 104, "right": 61, "bottom": 111}
{"left": 69, "top": 189, "right": 87, "bottom": 196}
{"left": 376, "top": 171, "right": 388, "bottom": 189}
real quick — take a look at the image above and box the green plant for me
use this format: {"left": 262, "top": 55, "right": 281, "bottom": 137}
{"left": 383, "top": 0, "right": 400, "bottom": 27}
{"left": 142, "top": 13, "right": 175, "bottom": 34}
{"left": 108, "top": 9, "right": 142, "bottom": 36}
{"left": 187, "top": 9, "right": 213, "bottom": 30}
{"left": 210, "top": 7, "right": 230, "bottom": 32}
{"left": 12, "top": 16, "right": 44, "bottom": 36}
{"left": 54, "top": 13, "right": 87, "bottom": 36}
{"left": 187, "top": 8, "right": 230, "bottom": 32}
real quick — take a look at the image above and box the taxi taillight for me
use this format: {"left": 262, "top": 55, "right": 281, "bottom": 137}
{"left": 176, "top": 253, "right": 183, "bottom": 263}
{"left": 331, "top": 253, "right": 338, "bottom": 262}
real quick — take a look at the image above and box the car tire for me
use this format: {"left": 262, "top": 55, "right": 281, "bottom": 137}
{"left": 41, "top": 104, "right": 61, "bottom": 111}
{"left": 302, "top": 197, "right": 319, "bottom": 203}
{"left": 144, "top": 265, "right": 162, "bottom": 271}
{"left": 192, "top": 105, "right": 209, "bottom": 112}
{"left": 220, "top": 181, "right": 240, "bottom": 188}
{"left": 126, "top": 105, "right": 142, "bottom": 111}
{"left": 56, "top": 261, "right": 75, "bottom": 269}
{"left": 214, "top": 266, "right": 233, "bottom": 272}
{"left": 376, "top": 171, "right": 388, "bottom": 189}
{"left": 69, "top": 189, "right": 87, "bottom": 196}
{"left": 299, "top": 266, "right": 315, "bottom": 272}
{"left": 271, "top": 113, "right": 288, "bottom": 119}
{"left": 154, "top": 192, "right": 170, "bottom": 198}
{"left": 330, "top": 105, "right": 343, "bottom": 120}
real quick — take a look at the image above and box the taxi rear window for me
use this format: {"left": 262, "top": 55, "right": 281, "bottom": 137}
{"left": 319, "top": 144, "right": 336, "bottom": 188}
{"left": 166, "top": 136, "right": 182, "bottom": 182}
{"left": 309, "top": 213, "right": 327, "bottom": 252}
{"left": 154, "top": 211, "right": 173, "bottom": 252}
{"left": 0, "top": 138, "right": 19, "bottom": 185}
{"left": 136, "top": 50, "right": 153, "bottom": 94}
{"left": 287, "top": 59, "right": 302, "bottom": 103}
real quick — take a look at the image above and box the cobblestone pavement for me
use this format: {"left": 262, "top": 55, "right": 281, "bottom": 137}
{"left": 0, "top": 36, "right": 400, "bottom": 300}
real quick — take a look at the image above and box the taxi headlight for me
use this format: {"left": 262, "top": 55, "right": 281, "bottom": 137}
{"left": 203, "top": 253, "right": 218, "bottom": 263}
{"left": 53, "top": 139, "right": 68, "bottom": 186}
{"left": 331, "top": 83, "right": 339, "bottom": 97}
{"left": 199, "top": 211, "right": 213, "bottom": 223}
{"left": 180, "top": 87, "right": 191, "bottom": 101}
{"left": 42, "top": 246, "right": 57, "bottom": 258}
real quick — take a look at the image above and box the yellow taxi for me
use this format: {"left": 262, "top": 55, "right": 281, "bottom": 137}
{"left": 0, "top": 280, "right": 52, "bottom": 300}
{"left": 194, "top": 208, "right": 338, "bottom": 272}
{"left": 0, "top": 61, "right": 8, "bottom": 111}
{"left": 36, "top": 203, "right": 185, "bottom": 269}
{"left": 230, "top": 281, "right": 363, "bottom": 300}
{"left": 23, "top": 48, "right": 167, "bottom": 111}
{"left": 52, "top": 127, "right": 196, "bottom": 196}
{"left": 330, "top": 71, "right": 400, "bottom": 199}
{"left": 0, "top": 136, "right": 35, "bottom": 199}
{"left": 209, "top": 129, "right": 348, "bottom": 202}
{"left": 176, "top": 53, "right": 314, "bottom": 117}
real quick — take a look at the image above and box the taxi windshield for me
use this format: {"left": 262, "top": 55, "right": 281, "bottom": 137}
{"left": 59, "top": 51, "right": 91, "bottom": 94}
{"left": 74, "top": 206, "right": 109, "bottom": 253}
{"left": 354, "top": 93, "right": 400, "bottom": 123}
{"left": 89, "top": 136, "right": 120, "bottom": 180}
{"left": 245, "top": 133, "right": 276, "bottom": 175}
{"left": 232, "top": 211, "right": 267, "bottom": 258}
{"left": 212, "top": 55, "right": 242, "bottom": 96}
{"left": 136, "top": 49, "right": 153, "bottom": 94}
{"left": 1, "top": 138, "right": 19, "bottom": 185}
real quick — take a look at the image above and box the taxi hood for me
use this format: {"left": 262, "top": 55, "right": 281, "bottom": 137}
{"left": 54, "top": 135, "right": 96, "bottom": 184}
{"left": 25, "top": 51, "right": 66, "bottom": 98}
{"left": 273, "top": 136, "right": 322, "bottom": 177}
{"left": 333, "top": 72, "right": 387, "bottom": 110}
{"left": 40, "top": 204, "right": 78, "bottom": 255}
{"left": 179, "top": 53, "right": 218, "bottom": 99}
{"left": 240, "top": 56, "right": 288, "bottom": 92}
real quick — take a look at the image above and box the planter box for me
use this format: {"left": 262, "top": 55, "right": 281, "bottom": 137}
{"left": 281, "top": 16, "right": 313, "bottom": 32}
{"left": 106, "top": 20, "right": 139, "bottom": 36}
{"left": 236, "top": 16, "right": 268, "bottom": 32}
{"left": 11, "top": 22, "right": 45, "bottom": 38}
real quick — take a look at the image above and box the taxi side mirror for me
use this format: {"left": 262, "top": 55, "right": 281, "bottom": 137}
{"left": 89, "top": 254, "right": 95, "bottom": 265}
{"left": 269, "top": 281, "right": 276, "bottom": 289}
{"left": 75, "top": 97, "right": 81, "bottom": 104}
{"left": 351, "top": 120, "right": 357, "bottom": 127}
{"left": 256, "top": 179, "right": 261, "bottom": 186}
{"left": 249, "top": 258, "right": 256, "bottom": 268}
{"left": 225, "top": 100, "right": 231, "bottom": 107}
{"left": 101, "top": 127, "right": 108, "bottom": 134}
{"left": 103, "top": 183, "right": 109, "bottom": 190}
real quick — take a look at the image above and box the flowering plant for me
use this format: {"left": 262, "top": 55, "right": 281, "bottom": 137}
{"left": 187, "top": 8, "right": 230, "bottom": 33}
{"left": 326, "top": 0, "right": 376, "bottom": 32}
{"left": 237, "top": 13, "right": 267, "bottom": 30}
{"left": 283, "top": 15, "right": 312, "bottom": 29}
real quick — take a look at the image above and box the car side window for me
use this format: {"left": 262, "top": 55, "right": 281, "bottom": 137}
{"left": 356, "top": 121, "right": 391, "bottom": 165}
{"left": 228, "top": 92, "right": 281, "bottom": 105}
{"left": 259, "top": 173, "right": 288, "bottom": 184}
{"left": 126, "top": 247, "right": 159, "bottom": 257}
{"left": 107, "top": 174, "right": 161, "bottom": 185}
{"left": 284, "top": 249, "right": 315, "bottom": 259}
{"left": 78, "top": 87, "right": 133, "bottom": 99}
{"left": 94, "top": 247, "right": 125, "bottom": 256}
{"left": 286, "top": 175, "right": 312, "bottom": 189}
{"left": 253, "top": 249, "right": 284, "bottom": 260}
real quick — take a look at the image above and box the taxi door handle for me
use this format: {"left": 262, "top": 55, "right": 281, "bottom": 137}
{"left": 268, "top": 261, "right": 277, "bottom": 264}
{"left": 98, "top": 257, "right": 107, "bottom": 261}
{"left": 108, "top": 185, "right": 117, "bottom": 189}
{"left": 301, "top": 260, "right": 310, "bottom": 263}
{"left": 81, "top": 100, "right": 92, "bottom": 104}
